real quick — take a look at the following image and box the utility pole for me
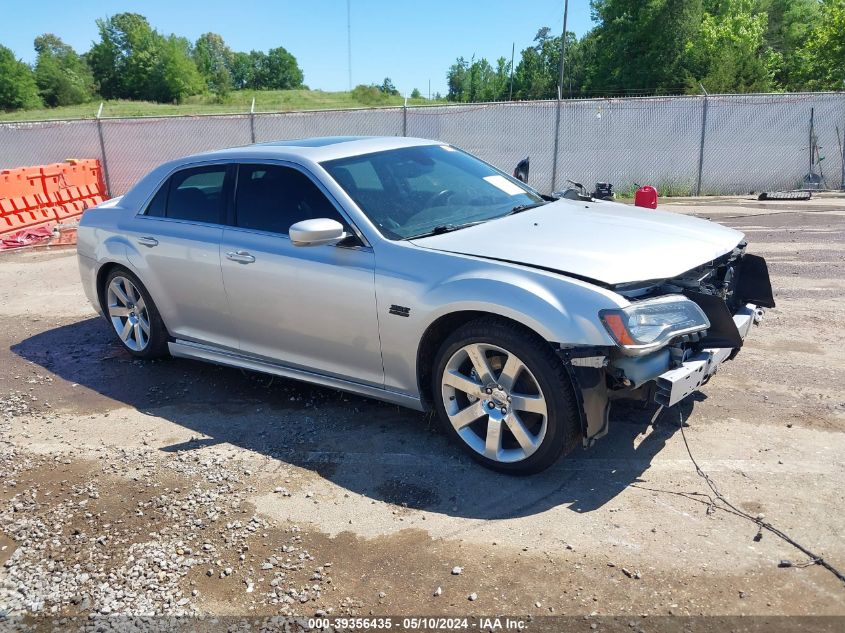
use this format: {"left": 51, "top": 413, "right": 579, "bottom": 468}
{"left": 428, "top": 79, "right": 431, "bottom": 101}
{"left": 509, "top": 42, "right": 515, "bottom": 101}
{"left": 557, "top": 0, "right": 569, "bottom": 98}
{"left": 551, "top": 0, "right": 569, "bottom": 191}
{"left": 347, "top": 0, "right": 352, "bottom": 90}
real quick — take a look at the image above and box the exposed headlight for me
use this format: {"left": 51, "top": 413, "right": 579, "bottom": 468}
{"left": 599, "top": 295, "right": 710, "bottom": 356}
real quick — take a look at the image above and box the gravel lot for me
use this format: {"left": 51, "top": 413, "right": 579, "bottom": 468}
{"left": 0, "top": 195, "right": 843, "bottom": 628}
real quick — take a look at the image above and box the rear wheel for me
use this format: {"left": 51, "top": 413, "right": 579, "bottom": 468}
{"left": 103, "top": 268, "right": 169, "bottom": 359}
{"left": 432, "top": 318, "right": 580, "bottom": 474}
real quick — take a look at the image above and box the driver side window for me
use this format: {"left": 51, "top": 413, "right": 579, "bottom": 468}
{"left": 234, "top": 164, "right": 345, "bottom": 235}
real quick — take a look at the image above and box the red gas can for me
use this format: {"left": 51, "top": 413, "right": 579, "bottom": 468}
{"left": 634, "top": 185, "right": 658, "bottom": 209}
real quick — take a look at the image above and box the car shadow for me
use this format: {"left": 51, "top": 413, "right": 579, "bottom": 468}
{"left": 12, "top": 317, "right": 701, "bottom": 519}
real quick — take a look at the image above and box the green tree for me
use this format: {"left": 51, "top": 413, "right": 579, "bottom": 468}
{"left": 512, "top": 28, "right": 565, "bottom": 99}
{"left": 755, "top": 0, "right": 821, "bottom": 89}
{"left": 410, "top": 87, "right": 422, "bottom": 98}
{"left": 0, "top": 44, "right": 41, "bottom": 110}
{"left": 229, "top": 51, "right": 253, "bottom": 89}
{"left": 193, "top": 32, "right": 233, "bottom": 98}
{"left": 33, "top": 34, "right": 94, "bottom": 106}
{"left": 87, "top": 13, "right": 161, "bottom": 99}
{"left": 446, "top": 57, "right": 470, "bottom": 101}
{"left": 256, "top": 46, "right": 303, "bottom": 89}
{"left": 245, "top": 51, "right": 269, "bottom": 88}
{"left": 351, "top": 83, "right": 390, "bottom": 105}
{"left": 506, "top": 28, "right": 591, "bottom": 99}
{"left": 87, "top": 13, "right": 203, "bottom": 102}
{"left": 801, "top": 0, "right": 845, "bottom": 89}
{"left": 691, "top": 0, "right": 779, "bottom": 93}
{"left": 562, "top": 31, "right": 596, "bottom": 97}
{"left": 488, "top": 57, "right": 511, "bottom": 100}
{"left": 150, "top": 35, "right": 204, "bottom": 102}
{"left": 587, "top": 0, "right": 703, "bottom": 95}
{"left": 447, "top": 55, "right": 509, "bottom": 102}
{"left": 379, "top": 77, "right": 399, "bottom": 95}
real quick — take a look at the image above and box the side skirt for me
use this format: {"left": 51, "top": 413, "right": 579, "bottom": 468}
{"left": 168, "top": 340, "right": 425, "bottom": 412}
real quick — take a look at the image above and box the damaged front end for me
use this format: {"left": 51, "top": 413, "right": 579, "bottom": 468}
{"left": 560, "top": 244, "right": 775, "bottom": 445}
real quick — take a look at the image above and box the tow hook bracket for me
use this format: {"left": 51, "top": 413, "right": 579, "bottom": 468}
{"left": 570, "top": 355, "right": 608, "bottom": 369}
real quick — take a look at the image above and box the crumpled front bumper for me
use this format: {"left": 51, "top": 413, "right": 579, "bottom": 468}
{"left": 653, "top": 303, "right": 764, "bottom": 407}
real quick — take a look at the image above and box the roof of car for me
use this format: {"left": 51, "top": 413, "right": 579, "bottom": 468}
{"left": 190, "top": 136, "right": 441, "bottom": 164}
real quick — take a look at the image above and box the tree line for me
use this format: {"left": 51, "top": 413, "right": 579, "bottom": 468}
{"left": 447, "top": 0, "right": 845, "bottom": 102}
{"left": 0, "top": 12, "right": 304, "bottom": 111}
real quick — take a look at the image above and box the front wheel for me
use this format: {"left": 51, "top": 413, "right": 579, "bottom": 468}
{"left": 432, "top": 318, "right": 580, "bottom": 474}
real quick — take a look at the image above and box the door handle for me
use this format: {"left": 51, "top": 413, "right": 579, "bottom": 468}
{"left": 226, "top": 250, "right": 256, "bottom": 264}
{"left": 138, "top": 236, "right": 158, "bottom": 247}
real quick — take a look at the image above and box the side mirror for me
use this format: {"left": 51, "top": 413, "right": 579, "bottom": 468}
{"left": 513, "top": 156, "right": 530, "bottom": 183}
{"left": 289, "top": 218, "right": 347, "bottom": 247}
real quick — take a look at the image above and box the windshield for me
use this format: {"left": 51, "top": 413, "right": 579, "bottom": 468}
{"left": 321, "top": 144, "right": 543, "bottom": 239}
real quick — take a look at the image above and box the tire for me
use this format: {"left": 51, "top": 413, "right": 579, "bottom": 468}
{"left": 432, "top": 317, "right": 580, "bottom": 474}
{"left": 102, "top": 267, "right": 170, "bottom": 359}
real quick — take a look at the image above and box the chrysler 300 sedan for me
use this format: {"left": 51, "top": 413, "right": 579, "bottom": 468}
{"left": 77, "top": 136, "right": 774, "bottom": 474}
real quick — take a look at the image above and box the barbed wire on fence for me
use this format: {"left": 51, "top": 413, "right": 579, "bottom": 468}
{"left": 1, "top": 92, "right": 843, "bottom": 196}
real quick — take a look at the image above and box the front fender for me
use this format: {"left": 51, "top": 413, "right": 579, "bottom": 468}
{"left": 376, "top": 247, "right": 626, "bottom": 396}
{"left": 419, "top": 268, "right": 620, "bottom": 347}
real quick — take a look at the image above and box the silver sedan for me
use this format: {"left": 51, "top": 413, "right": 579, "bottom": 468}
{"left": 77, "top": 136, "right": 774, "bottom": 474}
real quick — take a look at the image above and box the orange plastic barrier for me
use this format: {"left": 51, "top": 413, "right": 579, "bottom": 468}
{"left": 0, "top": 168, "right": 46, "bottom": 214}
{"left": 0, "top": 159, "right": 108, "bottom": 236}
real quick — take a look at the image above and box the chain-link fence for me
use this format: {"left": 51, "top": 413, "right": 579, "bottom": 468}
{"left": 1, "top": 92, "right": 843, "bottom": 197}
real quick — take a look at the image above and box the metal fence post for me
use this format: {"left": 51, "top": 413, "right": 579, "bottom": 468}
{"left": 95, "top": 102, "right": 113, "bottom": 196}
{"left": 695, "top": 91, "right": 709, "bottom": 196}
{"left": 402, "top": 97, "right": 408, "bottom": 137}
{"left": 249, "top": 98, "right": 257, "bottom": 144}
{"left": 551, "top": 90, "right": 563, "bottom": 193}
{"left": 838, "top": 123, "right": 845, "bottom": 191}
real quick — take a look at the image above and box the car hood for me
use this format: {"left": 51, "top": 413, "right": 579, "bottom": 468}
{"left": 409, "top": 199, "right": 744, "bottom": 286}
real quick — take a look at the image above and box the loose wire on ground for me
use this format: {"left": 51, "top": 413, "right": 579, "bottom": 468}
{"left": 636, "top": 406, "right": 845, "bottom": 587}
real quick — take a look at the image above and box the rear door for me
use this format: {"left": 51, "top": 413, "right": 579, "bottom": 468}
{"left": 126, "top": 163, "right": 238, "bottom": 350}
{"left": 220, "top": 162, "right": 384, "bottom": 387}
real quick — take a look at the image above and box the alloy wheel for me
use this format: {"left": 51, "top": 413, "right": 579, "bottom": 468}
{"left": 106, "top": 276, "right": 150, "bottom": 352}
{"left": 440, "top": 343, "right": 548, "bottom": 463}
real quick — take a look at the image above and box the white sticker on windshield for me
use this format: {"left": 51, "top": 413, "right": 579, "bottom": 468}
{"left": 484, "top": 175, "right": 525, "bottom": 195}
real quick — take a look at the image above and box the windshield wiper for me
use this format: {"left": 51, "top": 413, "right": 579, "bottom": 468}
{"left": 407, "top": 220, "right": 487, "bottom": 239}
{"left": 506, "top": 201, "right": 548, "bottom": 216}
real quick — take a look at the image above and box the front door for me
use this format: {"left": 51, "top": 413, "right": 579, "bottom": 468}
{"left": 220, "top": 163, "right": 384, "bottom": 387}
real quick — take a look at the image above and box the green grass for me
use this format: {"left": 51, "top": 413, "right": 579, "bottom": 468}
{"left": 0, "top": 89, "right": 445, "bottom": 122}
{"left": 614, "top": 180, "right": 695, "bottom": 199}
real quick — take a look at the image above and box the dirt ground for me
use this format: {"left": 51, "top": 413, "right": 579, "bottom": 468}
{"left": 0, "top": 195, "right": 843, "bottom": 629}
